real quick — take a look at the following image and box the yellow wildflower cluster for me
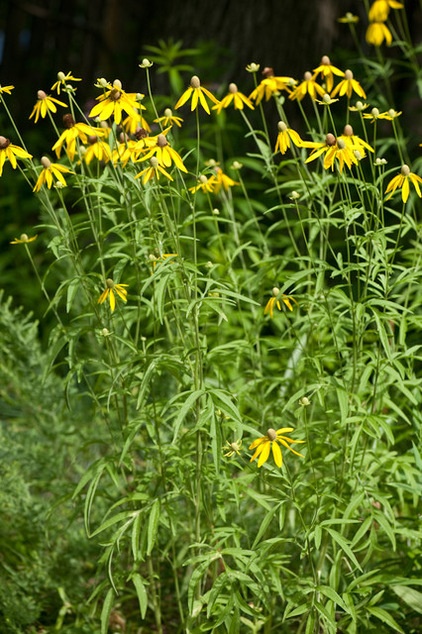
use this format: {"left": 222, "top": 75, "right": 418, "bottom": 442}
{"left": 365, "top": 0, "right": 404, "bottom": 46}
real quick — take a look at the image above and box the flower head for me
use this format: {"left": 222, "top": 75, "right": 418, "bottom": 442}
{"left": 98, "top": 278, "right": 129, "bottom": 312}
{"left": 52, "top": 114, "right": 106, "bottom": 160}
{"left": 223, "top": 439, "right": 242, "bottom": 458}
{"left": 10, "top": 233, "right": 38, "bottom": 245}
{"left": 385, "top": 164, "right": 422, "bottom": 203}
{"left": 213, "top": 83, "right": 254, "bottom": 114}
{"left": 89, "top": 79, "right": 140, "bottom": 125}
{"left": 249, "top": 68, "right": 296, "bottom": 105}
{"left": 362, "top": 107, "right": 396, "bottom": 123}
{"left": 349, "top": 101, "right": 370, "bottom": 112}
{"left": 121, "top": 111, "right": 150, "bottom": 135}
{"left": 0, "top": 136, "right": 32, "bottom": 176}
{"left": 304, "top": 133, "right": 360, "bottom": 172}
{"left": 264, "top": 287, "right": 297, "bottom": 317}
{"left": 338, "top": 12, "right": 359, "bottom": 23}
{"left": 330, "top": 70, "right": 366, "bottom": 99}
{"left": 135, "top": 156, "right": 174, "bottom": 184}
{"left": 0, "top": 85, "right": 14, "bottom": 96}
{"left": 312, "top": 56, "right": 345, "bottom": 93}
{"left": 366, "top": 22, "right": 393, "bottom": 46}
{"left": 275, "top": 121, "right": 304, "bottom": 155}
{"left": 33, "top": 156, "right": 74, "bottom": 192}
{"left": 339, "top": 124, "right": 374, "bottom": 157}
{"left": 249, "top": 427, "right": 304, "bottom": 468}
{"left": 29, "top": 90, "right": 67, "bottom": 123}
{"left": 189, "top": 174, "right": 217, "bottom": 194}
{"left": 138, "top": 133, "right": 187, "bottom": 172}
{"left": 174, "top": 75, "right": 219, "bottom": 114}
{"left": 288, "top": 71, "right": 326, "bottom": 102}
{"left": 368, "top": 0, "right": 403, "bottom": 22}
{"left": 245, "top": 62, "right": 260, "bottom": 73}
{"left": 212, "top": 166, "right": 239, "bottom": 193}
{"left": 51, "top": 71, "right": 82, "bottom": 94}
{"left": 154, "top": 108, "right": 184, "bottom": 128}
{"left": 82, "top": 136, "right": 113, "bottom": 165}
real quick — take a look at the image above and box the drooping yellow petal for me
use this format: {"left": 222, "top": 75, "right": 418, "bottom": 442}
{"left": 272, "top": 442, "right": 283, "bottom": 467}
{"left": 257, "top": 441, "right": 271, "bottom": 467}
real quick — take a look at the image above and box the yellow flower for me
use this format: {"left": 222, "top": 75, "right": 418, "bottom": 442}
{"left": 82, "top": 137, "right": 113, "bottom": 165}
{"left": 368, "top": 0, "right": 403, "bottom": 22}
{"left": 10, "top": 233, "right": 38, "bottom": 244}
{"left": 305, "top": 133, "right": 359, "bottom": 172}
{"left": 275, "top": 121, "right": 304, "bottom": 155}
{"left": 325, "top": 138, "right": 361, "bottom": 171}
{"left": 149, "top": 253, "right": 178, "bottom": 271}
{"left": 33, "top": 156, "right": 74, "bottom": 192}
{"left": 249, "top": 68, "right": 296, "bottom": 104}
{"left": 52, "top": 114, "right": 106, "bottom": 160}
{"left": 312, "top": 55, "right": 345, "bottom": 93}
{"left": 212, "top": 166, "right": 238, "bottom": 193}
{"left": 89, "top": 80, "right": 140, "bottom": 125}
{"left": 223, "top": 439, "right": 242, "bottom": 458}
{"left": 330, "top": 70, "right": 366, "bottom": 99}
{"left": 154, "top": 108, "right": 184, "bottom": 128}
{"left": 98, "top": 278, "right": 129, "bottom": 312}
{"left": 385, "top": 164, "right": 422, "bottom": 203}
{"left": 363, "top": 107, "right": 397, "bottom": 122}
{"left": 264, "top": 287, "right": 297, "bottom": 317}
{"left": 349, "top": 101, "right": 370, "bottom": 112}
{"left": 138, "top": 133, "right": 187, "bottom": 172}
{"left": 175, "top": 75, "right": 219, "bottom": 114}
{"left": 338, "top": 12, "right": 359, "bottom": 23}
{"left": 51, "top": 71, "right": 82, "bottom": 94}
{"left": 121, "top": 112, "right": 150, "bottom": 135}
{"left": 189, "top": 174, "right": 217, "bottom": 194}
{"left": 315, "top": 94, "right": 340, "bottom": 106}
{"left": 112, "top": 137, "right": 139, "bottom": 167}
{"left": 0, "top": 136, "right": 32, "bottom": 176}
{"left": 339, "top": 124, "right": 374, "bottom": 156}
{"left": 0, "top": 85, "right": 14, "bottom": 95}
{"left": 249, "top": 427, "right": 304, "bottom": 468}
{"left": 135, "top": 156, "right": 174, "bottom": 184}
{"left": 29, "top": 90, "right": 67, "bottom": 123}
{"left": 366, "top": 22, "right": 393, "bottom": 46}
{"left": 213, "top": 83, "right": 254, "bottom": 114}
{"left": 288, "top": 71, "right": 326, "bottom": 102}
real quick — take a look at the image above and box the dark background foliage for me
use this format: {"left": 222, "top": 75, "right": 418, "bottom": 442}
{"left": 2, "top": 0, "right": 360, "bottom": 117}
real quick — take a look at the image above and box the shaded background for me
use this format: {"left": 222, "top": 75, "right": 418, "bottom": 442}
{"left": 2, "top": 0, "right": 362, "bottom": 118}
{"left": 1, "top": 0, "right": 421, "bottom": 130}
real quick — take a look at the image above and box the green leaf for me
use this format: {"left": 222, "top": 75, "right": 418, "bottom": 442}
{"left": 100, "top": 587, "right": 115, "bottom": 634}
{"left": 372, "top": 510, "right": 396, "bottom": 551}
{"left": 367, "top": 606, "right": 405, "bottom": 633}
{"left": 90, "top": 510, "right": 136, "bottom": 537}
{"left": 252, "top": 504, "right": 279, "bottom": 549}
{"left": 392, "top": 585, "right": 422, "bottom": 614}
{"left": 66, "top": 277, "right": 80, "bottom": 313}
{"left": 325, "top": 527, "right": 362, "bottom": 571}
{"left": 147, "top": 499, "right": 160, "bottom": 556}
{"left": 170, "top": 389, "right": 205, "bottom": 442}
{"left": 316, "top": 585, "right": 349, "bottom": 613}
{"left": 131, "top": 573, "right": 149, "bottom": 619}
